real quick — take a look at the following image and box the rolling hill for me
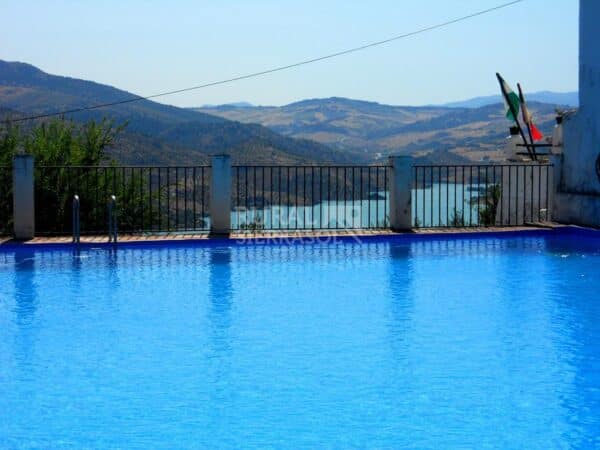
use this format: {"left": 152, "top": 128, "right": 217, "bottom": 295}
{"left": 440, "top": 91, "right": 578, "bottom": 108}
{"left": 0, "top": 60, "right": 350, "bottom": 165}
{"left": 193, "top": 96, "right": 568, "bottom": 162}
{"left": 1, "top": 60, "right": 572, "bottom": 165}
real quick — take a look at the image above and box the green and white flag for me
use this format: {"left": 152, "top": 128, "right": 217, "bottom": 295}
{"left": 496, "top": 73, "right": 520, "bottom": 121}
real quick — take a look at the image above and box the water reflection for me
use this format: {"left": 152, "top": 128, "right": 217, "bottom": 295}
{"left": 205, "top": 245, "right": 235, "bottom": 425}
{"left": 10, "top": 248, "right": 39, "bottom": 372}
{"left": 70, "top": 248, "right": 83, "bottom": 298}
{"left": 105, "top": 247, "right": 120, "bottom": 291}
{"left": 385, "top": 242, "right": 415, "bottom": 364}
{"left": 388, "top": 243, "right": 414, "bottom": 324}
{"left": 13, "top": 248, "right": 38, "bottom": 326}
{"left": 208, "top": 246, "right": 233, "bottom": 352}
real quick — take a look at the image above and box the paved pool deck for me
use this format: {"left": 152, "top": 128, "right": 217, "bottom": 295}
{"left": 0, "top": 223, "right": 565, "bottom": 246}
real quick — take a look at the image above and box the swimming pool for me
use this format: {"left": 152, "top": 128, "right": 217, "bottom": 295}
{"left": 1, "top": 229, "right": 599, "bottom": 448}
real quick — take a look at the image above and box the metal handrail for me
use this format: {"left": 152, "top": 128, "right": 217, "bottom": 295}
{"left": 72, "top": 195, "right": 80, "bottom": 244}
{"left": 108, "top": 195, "right": 117, "bottom": 243}
{"left": 412, "top": 164, "right": 553, "bottom": 228}
{"left": 231, "top": 165, "right": 391, "bottom": 231}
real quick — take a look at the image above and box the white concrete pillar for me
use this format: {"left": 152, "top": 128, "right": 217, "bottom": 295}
{"left": 503, "top": 126, "right": 522, "bottom": 161}
{"left": 389, "top": 155, "right": 412, "bottom": 230}
{"left": 210, "top": 154, "right": 232, "bottom": 234}
{"left": 551, "top": 116, "right": 563, "bottom": 155}
{"left": 12, "top": 154, "right": 35, "bottom": 239}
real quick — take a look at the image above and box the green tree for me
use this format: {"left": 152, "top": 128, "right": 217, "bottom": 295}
{"left": 1, "top": 118, "right": 162, "bottom": 235}
{"left": 0, "top": 123, "right": 20, "bottom": 233}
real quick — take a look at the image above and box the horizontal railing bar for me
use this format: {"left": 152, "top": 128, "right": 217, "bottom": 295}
{"left": 34, "top": 229, "right": 212, "bottom": 236}
{"left": 412, "top": 163, "right": 553, "bottom": 168}
{"left": 36, "top": 165, "right": 211, "bottom": 169}
{"left": 34, "top": 163, "right": 553, "bottom": 169}
{"left": 233, "top": 227, "right": 391, "bottom": 231}
{"left": 232, "top": 165, "right": 391, "bottom": 169}
{"left": 35, "top": 164, "right": 389, "bottom": 169}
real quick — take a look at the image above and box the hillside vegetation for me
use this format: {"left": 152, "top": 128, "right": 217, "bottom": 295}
{"left": 0, "top": 60, "right": 349, "bottom": 165}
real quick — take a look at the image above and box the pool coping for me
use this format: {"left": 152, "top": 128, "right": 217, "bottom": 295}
{"left": 1, "top": 224, "right": 598, "bottom": 251}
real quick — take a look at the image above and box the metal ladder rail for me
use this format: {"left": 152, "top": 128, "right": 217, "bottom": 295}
{"left": 108, "top": 195, "right": 118, "bottom": 243}
{"left": 72, "top": 195, "right": 80, "bottom": 244}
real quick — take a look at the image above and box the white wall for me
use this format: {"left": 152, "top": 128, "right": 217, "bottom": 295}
{"left": 561, "top": 0, "right": 600, "bottom": 195}
{"left": 555, "top": 0, "right": 600, "bottom": 226}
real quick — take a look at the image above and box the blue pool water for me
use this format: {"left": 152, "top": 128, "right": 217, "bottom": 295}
{"left": 1, "top": 229, "right": 599, "bottom": 448}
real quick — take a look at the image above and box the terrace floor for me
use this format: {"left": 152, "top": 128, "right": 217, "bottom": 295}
{"left": 0, "top": 223, "right": 565, "bottom": 245}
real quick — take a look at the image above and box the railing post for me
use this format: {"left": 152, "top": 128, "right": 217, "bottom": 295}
{"left": 389, "top": 155, "right": 412, "bottom": 231}
{"left": 210, "top": 154, "right": 232, "bottom": 235}
{"left": 547, "top": 155, "right": 561, "bottom": 222}
{"left": 12, "top": 154, "right": 35, "bottom": 240}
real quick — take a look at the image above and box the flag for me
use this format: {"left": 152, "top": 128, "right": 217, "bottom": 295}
{"left": 496, "top": 73, "right": 520, "bottom": 121}
{"left": 520, "top": 89, "right": 544, "bottom": 141}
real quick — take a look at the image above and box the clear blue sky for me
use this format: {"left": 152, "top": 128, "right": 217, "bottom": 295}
{"left": 1, "top": 0, "right": 579, "bottom": 107}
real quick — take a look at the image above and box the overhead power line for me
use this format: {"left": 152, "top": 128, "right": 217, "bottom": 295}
{"left": 8, "top": 0, "right": 524, "bottom": 123}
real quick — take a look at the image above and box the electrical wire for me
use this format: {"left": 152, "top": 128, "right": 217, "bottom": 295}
{"left": 7, "top": 0, "right": 524, "bottom": 123}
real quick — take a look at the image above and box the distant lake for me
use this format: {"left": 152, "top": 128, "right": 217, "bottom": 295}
{"left": 413, "top": 182, "right": 488, "bottom": 227}
{"left": 230, "top": 183, "right": 487, "bottom": 230}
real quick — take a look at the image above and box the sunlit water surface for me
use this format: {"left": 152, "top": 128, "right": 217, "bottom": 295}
{"left": 1, "top": 230, "right": 599, "bottom": 449}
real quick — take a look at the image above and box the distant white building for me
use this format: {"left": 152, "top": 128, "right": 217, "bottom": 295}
{"left": 555, "top": 0, "right": 600, "bottom": 226}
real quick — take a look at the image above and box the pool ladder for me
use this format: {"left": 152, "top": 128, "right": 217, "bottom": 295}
{"left": 72, "top": 195, "right": 118, "bottom": 244}
{"left": 108, "top": 195, "right": 118, "bottom": 243}
{"left": 72, "top": 195, "right": 80, "bottom": 244}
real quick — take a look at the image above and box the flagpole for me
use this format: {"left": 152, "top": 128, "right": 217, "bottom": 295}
{"left": 517, "top": 83, "right": 538, "bottom": 161}
{"left": 495, "top": 73, "right": 535, "bottom": 161}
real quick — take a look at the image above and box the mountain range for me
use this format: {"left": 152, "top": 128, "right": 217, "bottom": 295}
{"left": 440, "top": 91, "right": 578, "bottom": 108}
{"left": 199, "top": 91, "right": 578, "bottom": 111}
{"left": 1, "top": 60, "right": 575, "bottom": 165}
{"left": 193, "top": 96, "right": 568, "bottom": 162}
{"left": 0, "top": 60, "right": 345, "bottom": 165}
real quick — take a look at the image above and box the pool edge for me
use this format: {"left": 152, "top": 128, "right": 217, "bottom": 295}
{"left": 1, "top": 225, "right": 598, "bottom": 251}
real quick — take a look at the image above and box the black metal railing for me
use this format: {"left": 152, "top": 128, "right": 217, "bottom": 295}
{"left": 0, "top": 165, "right": 11, "bottom": 235}
{"left": 35, "top": 166, "right": 210, "bottom": 234}
{"left": 412, "top": 164, "right": 552, "bottom": 228}
{"left": 232, "top": 165, "right": 390, "bottom": 231}
{"left": 1, "top": 162, "right": 557, "bottom": 237}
